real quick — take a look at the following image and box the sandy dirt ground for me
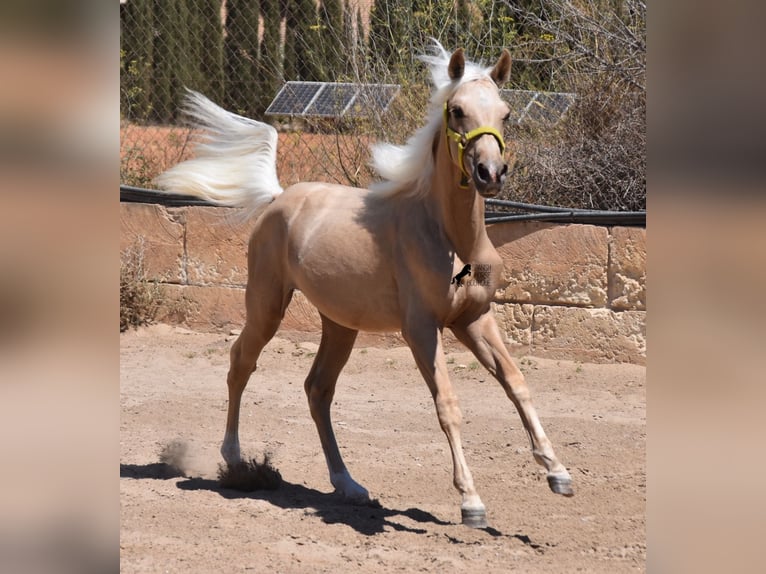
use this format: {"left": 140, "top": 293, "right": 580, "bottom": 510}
{"left": 120, "top": 325, "right": 645, "bottom": 573}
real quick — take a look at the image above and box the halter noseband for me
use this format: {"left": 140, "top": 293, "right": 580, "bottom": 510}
{"left": 443, "top": 102, "right": 507, "bottom": 189}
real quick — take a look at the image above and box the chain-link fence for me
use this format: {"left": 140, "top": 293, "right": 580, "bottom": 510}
{"left": 120, "top": 0, "right": 645, "bottom": 211}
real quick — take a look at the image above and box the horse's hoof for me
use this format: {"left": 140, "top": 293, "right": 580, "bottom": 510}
{"left": 337, "top": 490, "right": 381, "bottom": 509}
{"left": 547, "top": 474, "right": 574, "bottom": 497}
{"left": 461, "top": 507, "right": 488, "bottom": 528}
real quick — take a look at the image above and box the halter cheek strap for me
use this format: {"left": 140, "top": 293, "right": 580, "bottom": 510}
{"left": 443, "top": 103, "right": 506, "bottom": 189}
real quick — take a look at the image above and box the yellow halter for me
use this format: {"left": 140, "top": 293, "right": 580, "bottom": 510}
{"left": 443, "top": 103, "right": 506, "bottom": 188}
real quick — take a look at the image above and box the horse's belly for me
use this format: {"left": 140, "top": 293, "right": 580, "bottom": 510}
{"left": 294, "top": 270, "right": 402, "bottom": 332}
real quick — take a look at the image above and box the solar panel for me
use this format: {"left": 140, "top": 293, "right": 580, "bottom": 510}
{"left": 500, "top": 89, "right": 575, "bottom": 126}
{"left": 347, "top": 84, "right": 400, "bottom": 117}
{"left": 265, "top": 82, "right": 400, "bottom": 118}
{"left": 265, "top": 82, "right": 323, "bottom": 116}
{"left": 305, "top": 83, "right": 357, "bottom": 117}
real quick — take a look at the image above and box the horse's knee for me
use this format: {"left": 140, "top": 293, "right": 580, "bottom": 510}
{"left": 229, "top": 327, "right": 265, "bottom": 375}
{"left": 434, "top": 394, "right": 462, "bottom": 430}
{"left": 501, "top": 370, "right": 531, "bottom": 404}
{"left": 305, "top": 377, "right": 333, "bottom": 413}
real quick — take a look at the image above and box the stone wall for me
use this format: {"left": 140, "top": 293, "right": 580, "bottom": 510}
{"left": 120, "top": 203, "right": 646, "bottom": 364}
{"left": 486, "top": 223, "right": 645, "bottom": 364}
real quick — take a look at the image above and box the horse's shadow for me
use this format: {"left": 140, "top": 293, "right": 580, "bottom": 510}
{"left": 120, "top": 462, "right": 539, "bottom": 546}
{"left": 120, "top": 462, "right": 186, "bottom": 480}
{"left": 176, "top": 473, "right": 448, "bottom": 536}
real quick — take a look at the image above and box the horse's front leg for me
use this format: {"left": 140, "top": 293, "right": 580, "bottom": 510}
{"left": 402, "top": 317, "right": 487, "bottom": 528}
{"left": 451, "top": 312, "right": 574, "bottom": 496}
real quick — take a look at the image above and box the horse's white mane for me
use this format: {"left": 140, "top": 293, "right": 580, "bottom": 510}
{"left": 369, "top": 40, "right": 496, "bottom": 197}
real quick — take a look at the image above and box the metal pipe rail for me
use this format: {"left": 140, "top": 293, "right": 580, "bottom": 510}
{"left": 120, "top": 185, "right": 646, "bottom": 227}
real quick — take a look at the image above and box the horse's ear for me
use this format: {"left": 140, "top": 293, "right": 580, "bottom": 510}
{"left": 448, "top": 48, "right": 465, "bottom": 81}
{"left": 490, "top": 49, "right": 512, "bottom": 86}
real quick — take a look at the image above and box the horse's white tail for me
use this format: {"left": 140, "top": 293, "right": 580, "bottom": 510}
{"left": 154, "top": 90, "right": 283, "bottom": 220}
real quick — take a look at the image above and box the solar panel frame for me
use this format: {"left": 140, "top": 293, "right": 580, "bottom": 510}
{"left": 500, "top": 89, "right": 576, "bottom": 126}
{"left": 524, "top": 92, "right": 577, "bottom": 124}
{"left": 500, "top": 89, "right": 537, "bottom": 124}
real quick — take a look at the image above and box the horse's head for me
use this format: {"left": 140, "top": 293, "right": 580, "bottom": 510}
{"left": 444, "top": 48, "right": 513, "bottom": 198}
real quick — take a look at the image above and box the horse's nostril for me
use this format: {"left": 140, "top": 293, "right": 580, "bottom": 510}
{"left": 476, "top": 163, "right": 491, "bottom": 183}
{"left": 499, "top": 163, "right": 508, "bottom": 178}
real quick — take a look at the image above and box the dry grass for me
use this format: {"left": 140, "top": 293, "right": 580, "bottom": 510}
{"left": 120, "top": 238, "right": 195, "bottom": 332}
{"left": 120, "top": 239, "right": 163, "bottom": 332}
{"left": 500, "top": 0, "right": 646, "bottom": 211}
{"left": 506, "top": 82, "right": 646, "bottom": 211}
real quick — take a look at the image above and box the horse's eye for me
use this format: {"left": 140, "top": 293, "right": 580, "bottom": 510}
{"left": 451, "top": 106, "right": 465, "bottom": 120}
{"left": 503, "top": 111, "right": 511, "bottom": 122}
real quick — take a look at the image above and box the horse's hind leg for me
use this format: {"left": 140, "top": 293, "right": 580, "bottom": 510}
{"left": 221, "top": 283, "right": 292, "bottom": 465}
{"left": 304, "top": 315, "right": 369, "bottom": 502}
{"left": 451, "top": 312, "right": 573, "bottom": 496}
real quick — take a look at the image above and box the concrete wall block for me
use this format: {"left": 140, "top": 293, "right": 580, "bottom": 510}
{"left": 120, "top": 203, "right": 184, "bottom": 283}
{"left": 532, "top": 305, "right": 646, "bottom": 364}
{"left": 156, "top": 285, "right": 324, "bottom": 334}
{"left": 491, "top": 302, "right": 534, "bottom": 347}
{"left": 185, "top": 207, "right": 250, "bottom": 287}
{"left": 155, "top": 284, "right": 325, "bottom": 335}
{"left": 157, "top": 284, "right": 246, "bottom": 331}
{"left": 609, "top": 227, "right": 647, "bottom": 310}
{"left": 488, "top": 221, "right": 609, "bottom": 307}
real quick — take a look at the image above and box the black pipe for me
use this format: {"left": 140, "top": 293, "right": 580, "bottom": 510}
{"left": 485, "top": 211, "right": 646, "bottom": 226}
{"left": 120, "top": 185, "right": 646, "bottom": 226}
{"left": 120, "top": 185, "right": 220, "bottom": 207}
{"left": 484, "top": 197, "right": 596, "bottom": 213}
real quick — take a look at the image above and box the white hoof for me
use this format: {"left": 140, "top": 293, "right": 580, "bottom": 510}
{"left": 220, "top": 433, "right": 241, "bottom": 466}
{"left": 331, "top": 470, "right": 370, "bottom": 504}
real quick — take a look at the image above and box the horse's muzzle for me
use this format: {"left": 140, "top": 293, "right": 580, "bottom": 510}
{"left": 473, "top": 160, "right": 508, "bottom": 197}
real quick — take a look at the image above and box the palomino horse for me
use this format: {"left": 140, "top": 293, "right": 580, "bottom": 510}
{"left": 156, "top": 43, "right": 573, "bottom": 527}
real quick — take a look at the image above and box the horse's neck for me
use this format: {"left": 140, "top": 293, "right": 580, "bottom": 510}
{"left": 428, "top": 136, "right": 490, "bottom": 263}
